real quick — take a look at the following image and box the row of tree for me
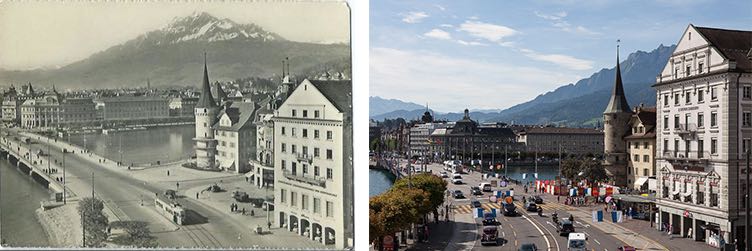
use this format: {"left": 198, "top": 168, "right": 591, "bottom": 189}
{"left": 369, "top": 173, "right": 447, "bottom": 250}
{"left": 78, "top": 197, "right": 156, "bottom": 248}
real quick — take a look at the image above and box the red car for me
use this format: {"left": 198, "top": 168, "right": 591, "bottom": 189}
{"left": 618, "top": 246, "right": 636, "bottom": 251}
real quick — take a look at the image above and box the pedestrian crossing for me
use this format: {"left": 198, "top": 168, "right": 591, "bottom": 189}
{"left": 452, "top": 201, "right": 575, "bottom": 214}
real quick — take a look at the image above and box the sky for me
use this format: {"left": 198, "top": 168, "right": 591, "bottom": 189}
{"left": 370, "top": 0, "right": 752, "bottom": 112}
{"left": 0, "top": 1, "right": 350, "bottom": 70}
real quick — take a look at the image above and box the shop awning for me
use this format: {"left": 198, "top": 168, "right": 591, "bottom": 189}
{"left": 634, "top": 177, "right": 649, "bottom": 187}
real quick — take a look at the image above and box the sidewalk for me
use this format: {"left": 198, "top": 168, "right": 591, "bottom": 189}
{"left": 620, "top": 218, "right": 716, "bottom": 251}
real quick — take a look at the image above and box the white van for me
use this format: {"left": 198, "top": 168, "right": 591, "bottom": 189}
{"left": 567, "top": 233, "right": 587, "bottom": 251}
{"left": 479, "top": 183, "right": 492, "bottom": 192}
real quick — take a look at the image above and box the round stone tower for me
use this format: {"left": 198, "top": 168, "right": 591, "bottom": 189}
{"left": 603, "top": 45, "right": 632, "bottom": 186}
{"left": 194, "top": 53, "right": 219, "bottom": 170}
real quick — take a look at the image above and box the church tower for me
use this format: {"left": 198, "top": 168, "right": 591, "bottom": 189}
{"left": 194, "top": 53, "right": 220, "bottom": 170}
{"left": 603, "top": 42, "right": 632, "bottom": 186}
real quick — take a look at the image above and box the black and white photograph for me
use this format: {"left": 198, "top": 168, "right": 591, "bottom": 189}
{"left": 0, "top": 1, "right": 353, "bottom": 249}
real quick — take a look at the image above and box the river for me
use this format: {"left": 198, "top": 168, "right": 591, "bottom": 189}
{"left": 369, "top": 169, "right": 394, "bottom": 197}
{"left": 66, "top": 125, "right": 195, "bottom": 165}
{"left": 0, "top": 156, "right": 52, "bottom": 247}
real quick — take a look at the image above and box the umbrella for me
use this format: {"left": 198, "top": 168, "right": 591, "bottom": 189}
{"left": 605, "top": 196, "right": 613, "bottom": 203}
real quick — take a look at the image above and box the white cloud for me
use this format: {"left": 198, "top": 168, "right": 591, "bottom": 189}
{"left": 534, "top": 11, "right": 567, "bottom": 20}
{"left": 434, "top": 4, "right": 446, "bottom": 11}
{"left": 520, "top": 49, "right": 593, "bottom": 70}
{"left": 370, "top": 47, "right": 581, "bottom": 111}
{"left": 440, "top": 24, "right": 453, "bottom": 28}
{"left": 424, "top": 29, "right": 452, "bottom": 40}
{"left": 457, "top": 40, "right": 486, "bottom": 46}
{"left": 458, "top": 21, "right": 518, "bottom": 43}
{"left": 401, "top": 11, "right": 429, "bottom": 23}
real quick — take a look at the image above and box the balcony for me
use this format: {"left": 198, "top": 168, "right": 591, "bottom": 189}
{"left": 661, "top": 150, "right": 711, "bottom": 172}
{"left": 296, "top": 153, "right": 313, "bottom": 163}
{"left": 675, "top": 123, "right": 697, "bottom": 139}
{"left": 283, "top": 170, "right": 326, "bottom": 188}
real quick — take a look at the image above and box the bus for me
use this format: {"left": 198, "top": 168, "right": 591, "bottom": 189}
{"left": 155, "top": 191, "right": 186, "bottom": 225}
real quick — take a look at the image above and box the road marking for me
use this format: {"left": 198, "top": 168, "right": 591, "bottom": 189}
{"left": 593, "top": 238, "right": 601, "bottom": 245}
{"left": 513, "top": 231, "right": 517, "bottom": 237}
{"left": 502, "top": 231, "right": 506, "bottom": 237}
{"left": 521, "top": 214, "right": 554, "bottom": 251}
{"left": 515, "top": 240, "right": 518, "bottom": 246}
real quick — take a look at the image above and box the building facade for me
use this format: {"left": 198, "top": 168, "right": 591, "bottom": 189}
{"left": 654, "top": 24, "right": 752, "bottom": 246}
{"left": 1, "top": 86, "right": 21, "bottom": 125}
{"left": 214, "top": 102, "right": 256, "bottom": 173}
{"left": 19, "top": 89, "right": 97, "bottom": 129}
{"left": 169, "top": 97, "right": 198, "bottom": 117}
{"left": 273, "top": 79, "right": 352, "bottom": 249}
{"left": 428, "top": 109, "right": 518, "bottom": 163}
{"left": 625, "top": 106, "right": 657, "bottom": 191}
{"left": 516, "top": 127, "right": 604, "bottom": 156}
{"left": 409, "top": 122, "right": 447, "bottom": 157}
{"left": 249, "top": 96, "right": 276, "bottom": 188}
{"left": 98, "top": 96, "right": 170, "bottom": 121}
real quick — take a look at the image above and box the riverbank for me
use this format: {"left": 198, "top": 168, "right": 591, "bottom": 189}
{"left": 35, "top": 203, "right": 82, "bottom": 248}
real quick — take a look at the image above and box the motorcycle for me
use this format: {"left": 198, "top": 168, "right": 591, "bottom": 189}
{"left": 537, "top": 206, "right": 543, "bottom": 216}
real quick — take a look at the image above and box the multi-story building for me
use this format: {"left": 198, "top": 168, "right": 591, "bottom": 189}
{"left": 214, "top": 102, "right": 256, "bottom": 173}
{"left": 273, "top": 79, "right": 352, "bottom": 249}
{"left": 409, "top": 122, "right": 447, "bottom": 157}
{"left": 625, "top": 105, "right": 657, "bottom": 191}
{"left": 428, "top": 109, "right": 518, "bottom": 163}
{"left": 19, "top": 89, "right": 97, "bottom": 129}
{"left": 516, "top": 127, "right": 604, "bottom": 156}
{"left": 369, "top": 120, "right": 380, "bottom": 145}
{"left": 603, "top": 45, "right": 633, "bottom": 187}
{"left": 169, "top": 97, "right": 198, "bottom": 117}
{"left": 194, "top": 55, "right": 220, "bottom": 170}
{"left": 249, "top": 96, "right": 276, "bottom": 188}
{"left": 2, "top": 86, "right": 21, "bottom": 125}
{"left": 98, "top": 96, "right": 170, "bottom": 121}
{"left": 653, "top": 24, "right": 751, "bottom": 246}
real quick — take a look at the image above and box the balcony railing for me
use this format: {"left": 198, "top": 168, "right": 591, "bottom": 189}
{"left": 676, "top": 123, "right": 697, "bottom": 139}
{"left": 661, "top": 150, "right": 712, "bottom": 172}
{"left": 296, "top": 153, "right": 313, "bottom": 163}
{"left": 662, "top": 150, "right": 712, "bottom": 160}
{"left": 283, "top": 170, "right": 326, "bottom": 188}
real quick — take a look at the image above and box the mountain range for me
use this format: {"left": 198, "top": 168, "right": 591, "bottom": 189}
{"left": 370, "top": 44, "right": 676, "bottom": 126}
{"left": 0, "top": 12, "right": 350, "bottom": 89}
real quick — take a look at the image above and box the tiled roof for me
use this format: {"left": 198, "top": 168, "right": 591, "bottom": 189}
{"left": 309, "top": 79, "right": 352, "bottom": 114}
{"left": 519, "top": 127, "right": 603, "bottom": 135}
{"left": 695, "top": 26, "right": 752, "bottom": 72}
{"left": 213, "top": 102, "right": 256, "bottom": 131}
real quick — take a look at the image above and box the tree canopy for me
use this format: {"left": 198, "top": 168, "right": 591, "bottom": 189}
{"left": 561, "top": 157, "right": 608, "bottom": 182}
{"left": 369, "top": 188, "right": 430, "bottom": 242}
{"left": 391, "top": 173, "right": 447, "bottom": 214}
{"left": 77, "top": 197, "right": 109, "bottom": 247}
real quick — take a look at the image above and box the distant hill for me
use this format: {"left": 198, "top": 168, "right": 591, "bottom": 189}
{"left": 369, "top": 96, "right": 425, "bottom": 117}
{"left": 370, "top": 44, "right": 675, "bottom": 127}
{"left": 0, "top": 12, "right": 350, "bottom": 89}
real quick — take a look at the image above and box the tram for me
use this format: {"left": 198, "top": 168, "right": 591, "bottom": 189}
{"left": 155, "top": 191, "right": 186, "bottom": 225}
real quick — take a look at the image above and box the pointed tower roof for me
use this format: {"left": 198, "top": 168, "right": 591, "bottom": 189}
{"left": 604, "top": 42, "right": 631, "bottom": 114}
{"left": 214, "top": 82, "right": 228, "bottom": 100}
{"left": 196, "top": 52, "right": 217, "bottom": 109}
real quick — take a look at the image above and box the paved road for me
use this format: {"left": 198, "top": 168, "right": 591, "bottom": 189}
{"left": 417, "top": 161, "right": 627, "bottom": 251}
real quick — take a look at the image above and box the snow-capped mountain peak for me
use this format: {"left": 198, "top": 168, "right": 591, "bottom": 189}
{"left": 147, "top": 12, "right": 283, "bottom": 44}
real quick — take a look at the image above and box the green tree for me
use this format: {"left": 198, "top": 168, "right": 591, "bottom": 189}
{"left": 109, "top": 221, "right": 157, "bottom": 248}
{"left": 369, "top": 188, "right": 430, "bottom": 247}
{"left": 391, "top": 173, "right": 447, "bottom": 221}
{"left": 77, "top": 197, "right": 109, "bottom": 247}
{"left": 560, "top": 158, "right": 608, "bottom": 182}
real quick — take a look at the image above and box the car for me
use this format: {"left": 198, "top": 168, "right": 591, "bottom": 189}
{"left": 525, "top": 202, "right": 538, "bottom": 212}
{"left": 557, "top": 219, "right": 575, "bottom": 236}
{"left": 480, "top": 226, "right": 499, "bottom": 246}
{"left": 452, "top": 174, "right": 463, "bottom": 184}
{"left": 440, "top": 171, "right": 449, "bottom": 178}
{"left": 482, "top": 212, "right": 498, "bottom": 226}
{"left": 470, "top": 187, "right": 483, "bottom": 196}
{"left": 617, "top": 246, "right": 636, "bottom": 251}
{"left": 567, "top": 233, "right": 587, "bottom": 251}
{"left": 532, "top": 195, "right": 543, "bottom": 204}
{"left": 471, "top": 200, "right": 482, "bottom": 208}
{"left": 164, "top": 189, "right": 177, "bottom": 199}
{"left": 453, "top": 190, "right": 465, "bottom": 199}
{"left": 232, "top": 191, "right": 251, "bottom": 202}
{"left": 479, "top": 182, "right": 492, "bottom": 192}
{"left": 519, "top": 243, "right": 538, "bottom": 251}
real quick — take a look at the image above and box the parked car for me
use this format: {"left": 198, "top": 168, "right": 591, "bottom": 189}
{"left": 519, "top": 243, "right": 538, "bottom": 251}
{"left": 233, "top": 191, "right": 251, "bottom": 202}
{"left": 482, "top": 212, "right": 498, "bottom": 226}
{"left": 557, "top": 219, "right": 575, "bottom": 236}
{"left": 440, "top": 171, "right": 449, "bottom": 178}
{"left": 532, "top": 195, "right": 543, "bottom": 204}
{"left": 453, "top": 190, "right": 465, "bottom": 199}
{"left": 479, "top": 182, "right": 493, "bottom": 192}
{"left": 480, "top": 226, "right": 499, "bottom": 246}
{"left": 470, "top": 187, "right": 483, "bottom": 195}
{"left": 471, "top": 200, "right": 482, "bottom": 208}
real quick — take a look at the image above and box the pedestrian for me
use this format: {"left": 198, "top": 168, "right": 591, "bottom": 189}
{"left": 242, "top": 207, "right": 246, "bottom": 215}
{"left": 268, "top": 221, "right": 272, "bottom": 230}
{"left": 230, "top": 204, "right": 234, "bottom": 212}
{"left": 557, "top": 195, "right": 560, "bottom": 203}
{"left": 687, "top": 227, "right": 692, "bottom": 239}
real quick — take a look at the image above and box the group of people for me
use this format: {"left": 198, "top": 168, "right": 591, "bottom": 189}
{"left": 230, "top": 203, "right": 254, "bottom": 216}
{"left": 564, "top": 196, "right": 590, "bottom": 207}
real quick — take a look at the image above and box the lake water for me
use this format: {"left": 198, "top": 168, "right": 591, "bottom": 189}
{"left": 67, "top": 125, "right": 195, "bottom": 165}
{"left": 0, "top": 157, "right": 52, "bottom": 247}
{"left": 369, "top": 169, "right": 394, "bottom": 197}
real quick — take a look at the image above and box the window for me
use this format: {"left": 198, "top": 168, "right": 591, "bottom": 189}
{"left": 303, "top": 146, "right": 308, "bottom": 155}
{"left": 664, "top": 116, "right": 669, "bottom": 130}
{"left": 674, "top": 139, "right": 680, "bottom": 155}
{"left": 280, "top": 189, "right": 287, "bottom": 203}
{"left": 686, "top": 65, "right": 691, "bottom": 77}
{"left": 291, "top": 191, "right": 297, "bottom": 207}
{"left": 221, "top": 141, "right": 226, "bottom": 147}
{"left": 664, "top": 139, "right": 668, "bottom": 152}
{"left": 314, "top": 166, "right": 320, "bottom": 176}
{"left": 643, "top": 169, "right": 649, "bottom": 176}
{"left": 326, "top": 131, "right": 333, "bottom": 140}
{"left": 313, "top": 198, "right": 321, "bottom": 214}
{"left": 698, "top": 113, "right": 704, "bottom": 127}
{"left": 643, "top": 142, "right": 649, "bottom": 149}
{"left": 711, "top": 87, "right": 717, "bottom": 100}
{"left": 314, "top": 147, "right": 320, "bottom": 158}
{"left": 634, "top": 154, "right": 639, "bottom": 162}
{"left": 302, "top": 129, "right": 308, "bottom": 138}
{"left": 291, "top": 109, "right": 297, "bottom": 117}
{"left": 302, "top": 194, "right": 308, "bottom": 210}
{"left": 698, "top": 62, "right": 704, "bottom": 74}
{"left": 744, "top": 139, "right": 751, "bottom": 154}
{"left": 291, "top": 145, "right": 297, "bottom": 154}
{"left": 292, "top": 162, "right": 297, "bottom": 175}
{"left": 303, "top": 164, "right": 308, "bottom": 174}
{"left": 635, "top": 142, "right": 639, "bottom": 149}
{"left": 281, "top": 127, "right": 286, "bottom": 135}
{"left": 698, "top": 140, "right": 704, "bottom": 158}
{"left": 314, "top": 110, "right": 320, "bottom": 118}
{"left": 643, "top": 155, "right": 649, "bottom": 162}
{"left": 711, "top": 112, "right": 717, "bottom": 127}
{"left": 744, "top": 112, "right": 752, "bottom": 127}
{"left": 229, "top": 142, "right": 235, "bottom": 148}
{"left": 314, "top": 130, "right": 320, "bottom": 139}
{"left": 303, "top": 110, "right": 308, "bottom": 118}
{"left": 281, "top": 143, "right": 286, "bottom": 153}
{"left": 711, "top": 138, "right": 717, "bottom": 154}
{"left": 326, "top": 149, "right": 333, "bottom": 159}
{"left": 698, "top": 89, "right": 704, "bottom": 102}
{"left": 674, "top": 93, "right": 680, "bottom": 105}
{"left": 281, "top": 160, "right": 286, "bottom": 170}
{"left": 291, "top": 128, "right": 296, "bottom": 137}
{"left": 326, "top": 201, "right": 334, "bottom": 217}
{"left": 744, "top": 86, "right": 752, "bottom": 99}
{"left": 664, "top": 95, "right": 669, "bottom": 106}
{"left": 674, "top": 115, "right": 680, "bottom": 129}
{"left": 686, "top": 92, "right": 691, "bottom": 104}
{"left": 327, "top": 168, "right": 333, "bottom": 179}
{"left": 675, "top": 67, "right": 679, "bottom": 78}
